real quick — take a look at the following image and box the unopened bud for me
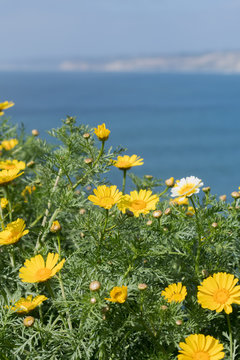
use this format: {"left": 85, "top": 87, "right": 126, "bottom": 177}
{"left": 84, "top": 158, "right": 93, "bottom": 165}
{"left": 144, "top": 175, "right": 153, "bottom": 180}
{"left": 86, "top": 185, "right": 92, "bottom": 191}
{"left": 153, "top": 210, "right": 162, "bottom": 219}
{"left": 231, "top": 191, "right": 240, "bottom": 199}
{"left": 32, "top": 129, "right": 39, "bottom": 136}
{"left": 102, "top": 305, "right": 110, "bottom": 313}
{"left": 212, "top": 222, "right": 218, "bottom": 228}
{"left": 102, "top": 315, "right": 106, "bottom": 320}
{"left": 90, "top": 297, "right": 96, "bottom": 304}
{"left": 219, "top": 195, "right": 227, "bottom": 202}
{"left": 161, "top": 305, "right": 168, "bottom": 311}
{"left": 202, "top": 269, "right": 209, "bottom": 278}
{"left": 89, "top": 281, "right": 101, "bottom": 291}
{"left": 27, "top": 160, "right": 35, "bottom": 168}
{"left": 50, "top": 220, "right": 61, "bottom": 233}
{"left": 75, "top": 190, "right": 81, "bottom": 195}
{"left": 126, "top": 209, "right": 134, "bottom": 217}
{"left": 146, "top": 220, "right": 152, "bottom": 226}
{"left": 202, "top": 186, "right": 211, "bottom": 193}
{"left": 83, "top": 133, "right": 90, "bottom": 139}
{"left": 23, "top": 316, "right": 35, "bottom": 327}
{"left": 79, "top": 208, "right": 86, "bottom": 215}
{"left": 80, "top": 232, "right": 85, "bottom": 238}
{"left": 143, "top": 259, "right": 148, "bottom": 264}
{"left": 165, "top": 177, "right": 174, "bottom": 187}
{"left": 163, "top": 227, "right": 168, "bottom": 232}
{"left": 176, "top": 320, "right": 183, "bottom": 326}
{"left": 138, "top": 283, "right": 148, "bottom": 291}
{"left": 164, "top": 208, "right": 171, "bottom": 216}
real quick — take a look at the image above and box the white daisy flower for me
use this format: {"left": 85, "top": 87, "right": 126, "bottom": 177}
{"left": 171, "top": 176, "right": 203, "bottom": 198}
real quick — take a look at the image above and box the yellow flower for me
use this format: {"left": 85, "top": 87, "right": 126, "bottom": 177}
{"left": 178, "top": 334, "right": 225, "bottom": 360}
{"left": 161, "top": 282, "right": 187, "bottom": 303}
{"left": 0, "top": 160, "right": 26, "bottom": 171}
{"left": 88, "top": 185, "right": 122, "bottom": 209}
{"left": 0, "top": 169, "right": 24, "bottom": 186}
{"left": 94, "top": 123, "right": 110, "bottom": 141}
{"left": 9, "top": 295, "right": 47, "bottom": 313}
{"left": 0, "top": 197, "right": 8, "bottom": 209}
{"left": 19, "top": 253, "right": 65, "bottom": 283}
{"left": 21, "top": 185, "right": 36, "bottom": 202}
{"left": 197, "top": 272, "right": 240, "bottom": 314}
{"left": 113, "top": 155, "right": 144, "bottom": 170}
{"left": 1, "top": 138, "right": 18, "bottom": 150}
{"left": 170, "top": 196, "right": 189, "bottom": 206}
{"left": 0, "top": 219, "right": 29, "bottom": 245}
{"left": 186, "top": 206, "right": 195, "bottom": 216}
{"left": 171, "top": 176, "right": 203, "bottom": 198}
{"left": 0, "top": 101, "right": 14, "bottom": 116}
{"left": 117, "top": 189, "right": 159, "bottom": 217}
{"left": 105, "top": 286, "right": 128, "bottom": 303}
{"left": 50, "top": 220, "right": 61, "bottom": 233}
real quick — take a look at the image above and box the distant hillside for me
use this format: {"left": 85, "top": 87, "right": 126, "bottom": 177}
{"left": 2, "top": 52, "right": 240, "bottom": 73}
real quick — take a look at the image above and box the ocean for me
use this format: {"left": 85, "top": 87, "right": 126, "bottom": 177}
{"left": 1, "top": 71, "right": 240, "bottom": 196}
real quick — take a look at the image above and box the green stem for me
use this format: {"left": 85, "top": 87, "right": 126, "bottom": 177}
{"left": 9, "top": 249, "right": 15, "bottom": 268}
{"left": 3, "top": 186, "right": 12, "bottom": 222}
{"left": 72, "top": 141, "right": 105, "bottom": 190}
{"left": 122, "top": 169, "right": 127, "bottom": 194}
{"left": 46, "top": 280, "right": 68, "bottom": 329}
{"left": 101, "top": 209, "right": 109, "bottom": 241}
{"left": 29, "top": 212, "right": 45, "bottom": 228}
{"left": 190, "top": 196, "right": 202, "bottom": 276}
{"left": 58, "top": 274, "right": 73, "bottom": 330}
{"left": 226, "top": 314, "right": 233, "bottom": 360}
{"left": 57, "top": 234, "right": 61, "bottom": 258}
{"left": 0, "top": 205, "right": 4, "bottom": 230}
{"left": 35, "top": 208, "right": 60, "bottom": 252}
{"left": 158, "top": 187, "right": 169, "bottom": 198}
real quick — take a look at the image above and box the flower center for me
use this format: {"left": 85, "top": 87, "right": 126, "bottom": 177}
{"left": 100, "top": 197, "right": 115, "bottom": 207}
{"left": 213, "top": 289, "right": 230, "bottom": 304}
{"left": 35, "top": 268, "right": 52, "bottom": 282}
{"left": 114, "top": 291, "right": 123, "bottom": 300}
{"left": 178, "top": 183, "right": 196, "bottom": 196}
{"left": 193, "top": 352, "right": 209, "bottom": 360}
{"left": 131, "top": 200, "right": 146, "bottom": 210}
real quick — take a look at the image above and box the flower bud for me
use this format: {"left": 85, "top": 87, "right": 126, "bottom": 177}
{"left": 146, "top": 220, "right": 152, "bottom": 226}
{"left": 86, "top": 185, "right": 92, "bottom": 191}
{"left": 89, "top": 281, "right": 101, "bottom": 291}
{"left": 165, "top": 177, "right": 174, "bottom": 187}
{"left": 32, "top": 129, "right": 39, "bottom": 136}
{"left": 27, "top": 160, "right": 35, "bottom": 168}
{"left": 211, "top": 222, "right": 218, "bottom": 228}
{"left": 84, "top": 158, "right": 93, "bottom": 165}
{"left": 163, "top": 227, "right": 168, "bottom": 232}
{"left": 152, "top": 210, "right": 162, "bottom": 218}
{"left": 75, "top": 190, "right": 81, "bottom": 195}
{"left": 90, "top": 297, "right": 96, "bottom": 304}
{"left": 80, "top": 232, "right": 85, "bottom": 238}
{"left": 231, "top": 191, "right": 240, "bottom": 199}
{"left": 126, "top": 209, "right": 134, "bottom": 217}
{"left": 50, "top": 220, "right": 61, "bottom": 233}
{"left": 79, "top": 208, "right": 86, "bottom": 215}
{"left": 161, "top": 305, "right": 168, "bottom": 311}
{"left": 202, "top": 186, "right": 210, "bottom": 193}
{"left": 83, "top": 133, "right": 90, "bottom": 139}
{"left": 144, "top": 175, "right": 153, "bottom": 180}
{"left": 175, "top": 320, "right": 182, "bottom": 326}
{"left": 23, "top": 316, "right": 35, "bottom": 327}
{"left": 219, "top": 195, "right": 227, "bottom": 202}
{"left": 164, "top": 208, "right": 171, "bottom": 216}
{"left": 202, "top": 269, "right": 209, "bottom": 278}
{"left": 102, "top": 305, "right": 110, "bottom": 313}
{"left": 138, "top": 283, "right": 148, "bottom": 291}
{"left": 102, "top": 315, "right": 107, "bottom": 320}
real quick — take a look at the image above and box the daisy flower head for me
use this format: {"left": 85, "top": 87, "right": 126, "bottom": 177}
{"left": 19, "top": 253, "right": 65, "bottom": 283}
{"left": 88, "top": 185, "right": 122, "bottom": 209}
{"left": 117, "top": 189, "right": 159, "bottom": 217}
{"left": 161, "top": 282, "right": 187, "bottom": 303}
{"left": 9, "top": 295, "right": 47, "bottom": 313}
{"left": 105, "top": 285, "right": 128, "bottom": 303}
{"left": 171, "top": 176, "right": 203, "bottom": 198}
{"left": 197, "top": 272, "right": 240, "bottom": 314}
{"left": 94, "top": 123, "right": 110, "bottom": 141}
{"left": 0, "top": 101, "right": 14, "bottom": 116}
{"left": 170, "top": 196, "right": 189, "bottom": 206}
{"left": 0, "top": 160, "right": 26, "bottom": 171}
{"left": 1, "top": 138, "right": 18, "bottom": 151}
{"left": 113, "top": 155, "right": 143, "bottom": 171}
{"left": 0, "top": 219, "right": 29, "bottom": 245}
{"left": 178, "top": 334, "right": 224, "bottom": 360}
{"left": 0, "top": 169, "right": 23, "bottom": 186}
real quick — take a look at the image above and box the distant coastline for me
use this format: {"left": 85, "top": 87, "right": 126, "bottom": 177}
{"left": 2, "top": 51, "right": 240, "bottom": 73}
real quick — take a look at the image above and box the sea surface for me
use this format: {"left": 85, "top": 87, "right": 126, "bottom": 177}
{"left": 0, "top": 71, "right": 240, "bottom": 196}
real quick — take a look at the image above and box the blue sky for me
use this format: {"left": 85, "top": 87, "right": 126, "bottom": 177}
{"left": 1, "top": 0, "right": 240, "bottom": 61}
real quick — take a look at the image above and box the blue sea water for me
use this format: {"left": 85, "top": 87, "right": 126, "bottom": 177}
{"left": 0, "top": 71, "right": 240, "bottom": 196}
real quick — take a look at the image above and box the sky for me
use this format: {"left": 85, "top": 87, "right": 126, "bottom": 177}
{"left": 1, "top": 0, "right": 240, "bottom": 61}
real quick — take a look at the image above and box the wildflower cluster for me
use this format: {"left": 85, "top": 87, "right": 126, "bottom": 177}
{"left": 0, "top": 104, "right": 240, "bottom": 359}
